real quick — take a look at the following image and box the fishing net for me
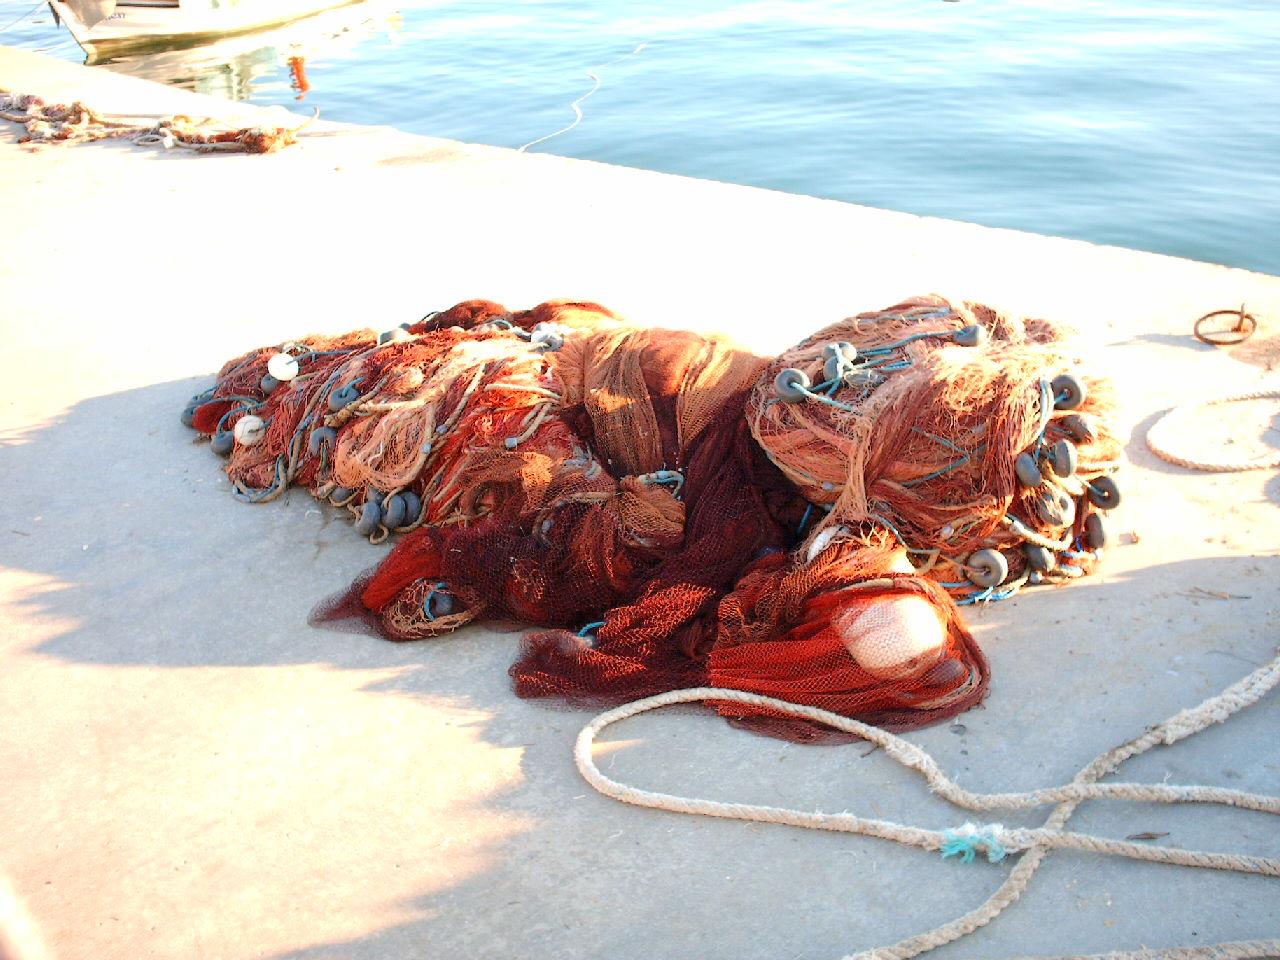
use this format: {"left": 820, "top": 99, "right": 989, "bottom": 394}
{"left": 182, "top": 295, "right": 1121, "bottom": 740}
{"left": 0, "top": 92, "right": 304, "bottom": 153}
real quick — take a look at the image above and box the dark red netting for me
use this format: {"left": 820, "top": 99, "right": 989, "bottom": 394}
{"left": 188, "top": 296, "right": 1121, "bottom": 740}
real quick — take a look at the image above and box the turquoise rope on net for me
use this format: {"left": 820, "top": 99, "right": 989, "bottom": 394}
{"left": 797, "top": 502, "right": 815, "bottom": 535}
{"left": 577, "top": 620, "right": 606, "bottom": 641}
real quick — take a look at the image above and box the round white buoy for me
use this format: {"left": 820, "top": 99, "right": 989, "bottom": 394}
{"left": 267, "top": 353, "right": 300, "bottom": 382}
{"left": 833, "top": 551, "right": 947, "bottom": 675}
{"left": 835, "top": 595, "right": 948, "bottom": 676}
{"left": 233, "top": 414, "right": 267, "bottom": 445}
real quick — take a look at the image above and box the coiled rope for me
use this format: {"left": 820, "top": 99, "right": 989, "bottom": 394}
{"left": 576, "top": 649, "right": 1280, "bottom": 960}
{"left": 1146, "top": 386, "right": 1280, "bottom": 472}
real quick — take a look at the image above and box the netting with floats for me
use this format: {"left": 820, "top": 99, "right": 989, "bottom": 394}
{"left": 182, "top": 295, "right": 1122, "bottom": 740}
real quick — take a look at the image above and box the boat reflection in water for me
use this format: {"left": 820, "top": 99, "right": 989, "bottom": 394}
{"left": 91, "top": 1, "right": 402, "bottom": 103}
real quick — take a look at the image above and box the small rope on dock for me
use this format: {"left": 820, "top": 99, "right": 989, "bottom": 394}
{"left": 576, "top": 649, "right": 1280, "bottom": 960}
{"left": 0, "top": 91, "right": 312, "bottom": 154}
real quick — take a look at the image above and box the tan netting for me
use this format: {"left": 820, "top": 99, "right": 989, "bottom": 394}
{"left": 182, "top": 295, "right": 1121, "bottom": 739}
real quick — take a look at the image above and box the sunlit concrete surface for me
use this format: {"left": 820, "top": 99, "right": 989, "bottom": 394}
{"left": 2, "top": 44, "right": 1278, "bottom": 960}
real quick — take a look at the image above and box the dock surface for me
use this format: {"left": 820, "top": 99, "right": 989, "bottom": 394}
{"left": 2, "top": 44, "right": 1278, "bottom": 960}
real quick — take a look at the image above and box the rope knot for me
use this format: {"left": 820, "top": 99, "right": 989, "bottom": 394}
{"left": 941, "top": 822, "right": 1008, "bottom": 864}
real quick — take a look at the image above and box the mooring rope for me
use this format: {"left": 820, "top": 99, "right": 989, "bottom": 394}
{"left": 576, "top": 650, "right": 1280, "bottom": 960}
{"left": 517, "top": 42, "right": 648, "bottom": 153}
{"left": 1146, "top": 387, "right": 1280, "bottom": 472}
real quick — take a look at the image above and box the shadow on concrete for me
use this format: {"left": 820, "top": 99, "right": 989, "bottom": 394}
{"left": 1124, "top": 332, "right": 1218, "bottom": 353}
{"left": 4, "top": 379, "right": 1280, "bottom": 960}
{"left": 1120, "top": 329, "right": 1278, "bottom": 372}
{"left": 260, "top": 537, "right": 1280, "bottom": 960}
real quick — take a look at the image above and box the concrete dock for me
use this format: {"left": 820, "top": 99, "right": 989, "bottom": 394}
{"left": 1, "top": 44, "right": 1278, "bottom": 960}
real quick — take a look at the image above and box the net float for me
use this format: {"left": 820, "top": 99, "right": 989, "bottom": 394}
{"left": 1051, "top": 373, "right": 1086, "bottom": 410}
{"left": 1047, "top": 438, "right": 1078, "bottom": 477}
{"left": 966, "top": 548, "right": 1008, "bottom": 588}
{"left": 774, "top": 367, "right": 811, "bottom": 402}
{"left": 309, "top": 426, "right": 338, "bottom": 456}
{"left": 266, "top": 353, "right": 299, "bottom": 382}
{"left": 1087, "top": 475, "right": 1121, "bottom": 510}
{"left": 328, "top": 384, "right": 361, "bottom": 411}
{"left": 233, "top": 415, "right": 266, "bottom": 446}
{"left": 1015, "top": 451, "right": 1043, "bottom": 487}
{"left": 354, "top": 497, "right": 383, "bottom": 536}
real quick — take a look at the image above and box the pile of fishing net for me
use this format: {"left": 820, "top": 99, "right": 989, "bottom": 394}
{"left": 182, "top": 295, "right": 1122, "bottom": 739}
{"left": 0, "top": 92, "right": 303, "bottom": 153}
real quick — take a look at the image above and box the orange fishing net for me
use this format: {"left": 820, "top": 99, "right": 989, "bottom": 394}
{"left": 183, "top": 295, "right": 1121, "bottom": 739}
{"left": 1, "top": 93, "right": 303, "bottom": 153}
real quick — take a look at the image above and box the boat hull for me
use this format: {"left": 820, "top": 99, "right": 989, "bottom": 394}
{"left": 49, "top": 0, "right": 365, "bottom": 63}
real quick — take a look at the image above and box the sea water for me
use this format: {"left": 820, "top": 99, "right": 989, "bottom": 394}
{"left": 4, "top": 0, "right": 1278, "bottom": 274}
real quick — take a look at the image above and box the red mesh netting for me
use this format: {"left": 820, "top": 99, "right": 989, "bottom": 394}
{"left": 183, "top": 295, "right": 1121, "bottom": 740}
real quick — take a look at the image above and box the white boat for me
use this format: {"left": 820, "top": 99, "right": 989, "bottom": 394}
{"left": 48, "top": 0, "right": 368, "bottom": 63}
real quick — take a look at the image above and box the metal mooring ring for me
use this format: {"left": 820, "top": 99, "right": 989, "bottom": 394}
{"left": 1193, "top": 305, "right": 1258, "bottom": 346}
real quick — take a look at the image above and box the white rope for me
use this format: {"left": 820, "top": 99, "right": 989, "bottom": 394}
{"left": 575, "top": 650, "right": 1280, "bottom": 960}
{"left": 1146, "top": 387, "right": 1280, "bottom": 472}
{"left": 517, "top": 43, "right": 648, "bottom": 153}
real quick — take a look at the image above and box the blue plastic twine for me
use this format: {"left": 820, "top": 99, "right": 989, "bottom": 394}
{"left": 423, "top": 582, "right": 451, "bottom": 621}
{"left": 941, "top": 825, "right": 1008, "bottom": 864}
